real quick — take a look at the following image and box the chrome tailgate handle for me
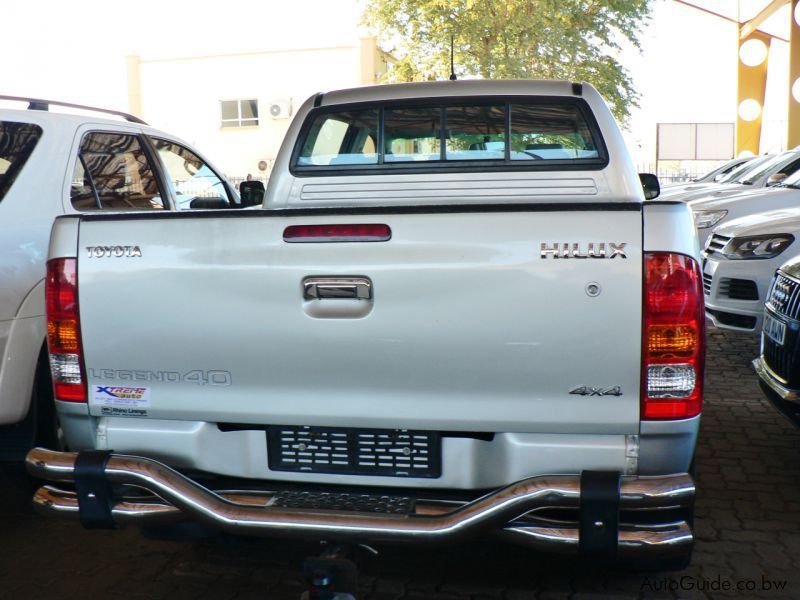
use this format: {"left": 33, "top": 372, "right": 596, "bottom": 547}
{"left": 303, "top": 277, "right": 372, "bottom": 300}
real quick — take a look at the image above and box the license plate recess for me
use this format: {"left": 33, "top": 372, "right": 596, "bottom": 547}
{"left": 267, "top": 426, "right": 441, "bottom": 478}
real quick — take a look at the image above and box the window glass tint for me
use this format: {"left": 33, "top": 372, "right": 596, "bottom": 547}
{"left": 385, "top": 108, "right": 440, "bottom": 162}
{"left": 782, "top": 164, "right": 800, "bottom": 186}
{"left": 775, "top": 157, "right": 800, "bottom": 181}
{"left": 298, "top": 109, "right": 378, "bottom": 166}
{"left": 70, "top": 132, "right": 165, "bottom": 211}
{"left": 733, "top": 153, "right": 787, "bottom": 184}
{"left": 509, "top": 104, "right": 598, "bottom": 161}
{"left": 445, "top": 105, "right": 505, "bottom": 160}
{"left": 740, "top": 154, "right": 800, "bottom": 185}
{"left": 719, "top": 154, "right": 770, "bottom": 183}
{"left": 151, "top": 138, "right": 231, "bottom": 210}
{"left": 294, "top": 100, "right": 604, "bottom": 170}
{"left": 0, "top": 121, "right": 43, "bottom": 202}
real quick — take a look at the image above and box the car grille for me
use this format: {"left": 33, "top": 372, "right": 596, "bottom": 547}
{"left": 767, "top": 273, "right": 800, "bottom": 320}
{"left": 705, "top": 234, "right": 730, "bottom": 256}
{"left": 267, "top": 425, "right": 441, "bottom": 478}
{"left": 702, "top": 272, "right": 712, "bottom": 296}
{"left": 763, "top": 273, "right": 800, "bottom": 385}
{"left": 719, "top": 278, "right": 758, "bottom": 301}
{"left": 763, "top": 335, "right": 794, "bottom": 384}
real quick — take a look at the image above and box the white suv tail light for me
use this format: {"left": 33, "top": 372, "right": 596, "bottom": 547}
{"left": 45, "top": 258, "right": 87, "bottom": 402}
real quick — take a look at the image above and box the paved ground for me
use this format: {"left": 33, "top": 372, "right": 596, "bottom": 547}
{"left": 1, "top": 329, "right": 799, "bottom": 599}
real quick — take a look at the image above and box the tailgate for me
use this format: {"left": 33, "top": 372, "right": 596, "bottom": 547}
{"left": 77, "top": 207, "right": 642, "bottom": 434}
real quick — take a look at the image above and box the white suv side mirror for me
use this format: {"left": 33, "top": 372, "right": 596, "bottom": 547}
{"left": 767, "top": 172, "right": 788, "bottom": 186}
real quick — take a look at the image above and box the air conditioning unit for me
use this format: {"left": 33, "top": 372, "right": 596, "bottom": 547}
{"left": 268, "top": 99, "right": 292, "bottom": 119}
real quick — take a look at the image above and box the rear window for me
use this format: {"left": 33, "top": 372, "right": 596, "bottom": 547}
{"left": 299, "top": 109, "right": 378, "bottom": 166}
{"left": 0, "top": 121, "right": 43, "bottom": 202}
{"left": 294, "top": 99, "right": 603, "bottom": 172}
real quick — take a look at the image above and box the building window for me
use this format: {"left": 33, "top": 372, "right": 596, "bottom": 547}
{"left": 221, "top": 99, "right": 259, "bottom": 128}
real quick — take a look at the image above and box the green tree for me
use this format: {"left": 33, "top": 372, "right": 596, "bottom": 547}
{"left": 363, "top": 0, "right": 652, "bottom": 125}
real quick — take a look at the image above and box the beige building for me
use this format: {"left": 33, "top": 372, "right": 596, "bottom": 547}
{"left": 126, "top": 38, "right": 390, "bottom": 180}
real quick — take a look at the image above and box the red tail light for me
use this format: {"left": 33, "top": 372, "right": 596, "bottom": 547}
{"left": 642, "top": 252, "right": 705, "bottom": 420}
{"left": 45, "top": 258, "right": 87, "bottom": 402}
{"left": 283, "top": 224, "right": 391, "bottom": 242}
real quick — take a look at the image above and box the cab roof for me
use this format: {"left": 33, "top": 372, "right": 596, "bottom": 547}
{"left": 318, "top": 79, "right": 590, "bottom": 107}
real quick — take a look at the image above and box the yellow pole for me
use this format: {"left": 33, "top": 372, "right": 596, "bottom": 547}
{"left": 126, "top": 55, "right": 143, "bottom": 118}
{"left": 360, "top": 37, "right": 378, "bottom": 85}
{"left": 789, "top": 0, "right": 800, "bottom": 149}
{"left": 736, "top": 30, "right": 771, "bottom": 155}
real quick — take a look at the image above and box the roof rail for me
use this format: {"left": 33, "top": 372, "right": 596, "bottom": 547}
{"left": 0, "top": 95, "right": 147, "bottom": 125}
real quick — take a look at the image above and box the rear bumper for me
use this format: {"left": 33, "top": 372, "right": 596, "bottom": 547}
{"left": 26, "top": 447, "right": 694, "bottom": 559}
{"left": 57, "top": 411, "right": 698, "bottom": 487}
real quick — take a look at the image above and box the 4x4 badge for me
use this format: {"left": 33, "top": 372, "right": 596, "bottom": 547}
{"left": 569, "top": 385, "right": 623, "bottom": 396}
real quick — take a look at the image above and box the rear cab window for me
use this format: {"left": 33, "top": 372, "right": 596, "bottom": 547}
{"left": 70, "top": 132, "right": 166, "bottom": 211}
{"left": 0, "top": 121, "right": 43, "bottom": 202}
{"left": 293, "top": 97, "right": 605, "bottom": 174}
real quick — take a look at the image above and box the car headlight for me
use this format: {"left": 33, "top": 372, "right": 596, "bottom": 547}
{"left": 721, "top": 234, "right": 795, "bottom": 259}
{"left": 694, "top": 209, "right": 728, "bottom": 229}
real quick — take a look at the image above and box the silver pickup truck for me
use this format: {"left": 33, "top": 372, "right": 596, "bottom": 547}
{"left": 27, "top": 80, "right": 703, "bottom": 570}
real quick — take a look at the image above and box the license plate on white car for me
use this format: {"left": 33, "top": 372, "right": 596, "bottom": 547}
{"left": 764, "top": 314, "right": 786, "bottom": 346}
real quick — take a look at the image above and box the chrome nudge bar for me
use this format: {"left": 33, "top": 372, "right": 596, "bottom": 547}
{"left": 26, "top": 448, "right": 694, "bottom": 558}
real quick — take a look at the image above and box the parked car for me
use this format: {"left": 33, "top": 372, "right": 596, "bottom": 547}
{"left": 694, "top": 156, "right": 758, "bottom": 183}
{"left": 0, "top": 96, "right": 245, "bottom": 458}
{"left": 702, "top": 205, "right": 800, "bottom": 332}
{"left": 662, "top": 150, "right": 800, "bottom": 205}
{"left": 660, "top": 156, "right": 755, "bottom": 191}
{"left": 753, "top": 255, "right": 800, "bottom": 426}
{"left": 26, "top": 81, "right": 702, "bottom": 571}
{"left": 691, "top": 163, "right": 800, "bottom": 248}
{"left": 658, "top": 154, "right": 773, "bottom": 200}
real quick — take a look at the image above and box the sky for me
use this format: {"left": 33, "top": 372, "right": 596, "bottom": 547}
{"left": 1, "top": 0, "right": 364, "bottom": 109}
{"left": 1, "top": 0, "right": 795, "bottom": 167}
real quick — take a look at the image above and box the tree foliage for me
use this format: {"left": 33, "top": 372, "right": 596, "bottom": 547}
{"left": 362, "top": 0, "right": 652, "bottom": 125}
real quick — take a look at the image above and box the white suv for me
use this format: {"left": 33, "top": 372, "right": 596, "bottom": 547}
{"left": 691, "top": 161, "right": 800, "bottom": 249}
{"left": 0, "top": 96, "right": 242, "bottom": 457}
{"left": 702, "top": 203, "right": 800, "bottom": 332}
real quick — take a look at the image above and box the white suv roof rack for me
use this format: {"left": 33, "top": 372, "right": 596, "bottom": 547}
{"left": 0, "top": 94, "right": 147, "bottom": 125}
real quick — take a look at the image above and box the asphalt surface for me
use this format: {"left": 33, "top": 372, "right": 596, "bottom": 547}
{"left": 1, "top": 329, "right": 799, "bottom": 599}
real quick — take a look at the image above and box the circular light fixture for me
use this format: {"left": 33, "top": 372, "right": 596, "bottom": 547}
{"left": 739, "top": 39, "right": 768, "bottom": 67}
{"left": 738, "top": 150, "right": 756, "bottom": 158}
{"left": 738, "top": 99, "right": 762, "bottom": 121}
{"left": 793, "top": 77, "right": 800, "bottom": 103}
{"left": 795, "top": 2, "right": 800, "bottom": 27}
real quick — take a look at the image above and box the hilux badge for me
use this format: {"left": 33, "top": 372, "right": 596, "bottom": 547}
{"left": 540, "top": 243, "right": 627, "bottom": 259}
